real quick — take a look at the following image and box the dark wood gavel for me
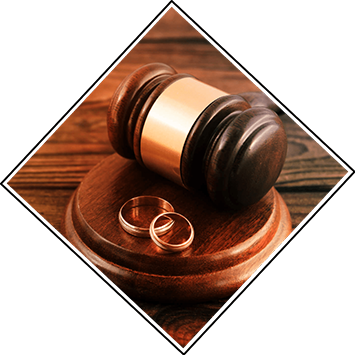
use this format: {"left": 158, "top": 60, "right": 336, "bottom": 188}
{"left": 107, "top": 63, "right": 287, "bottom": 209}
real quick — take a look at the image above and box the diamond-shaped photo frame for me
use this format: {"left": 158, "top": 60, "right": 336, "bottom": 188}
{"left": 4, "top": 4, "right": 346, "bottom": 347}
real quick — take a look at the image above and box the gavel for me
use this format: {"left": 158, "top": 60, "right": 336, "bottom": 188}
{"left": 107, "top": 63, "right": 287, "bottom": 209}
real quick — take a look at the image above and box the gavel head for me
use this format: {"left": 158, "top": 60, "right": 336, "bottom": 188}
{"left": 107, "top": 63, "right": 287, "bottom": 209}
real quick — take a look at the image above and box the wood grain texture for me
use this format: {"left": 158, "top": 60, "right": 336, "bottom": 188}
{"left": 181, "top": 95, "right": 250, "bottom": 191}
{"left": 62, "top": 154, "right": 291, "bottom": 302}
{"left": 204, "top": 107, "right": 287, "bottom": 207}
{"left": 8, "top": 8, "right": 347, "bottom": 347}
{"left": 107, "top": 63, "right": 176, "bottom": 158}
{"left": 107, "top": 63, "right": 288, "bottom": 208}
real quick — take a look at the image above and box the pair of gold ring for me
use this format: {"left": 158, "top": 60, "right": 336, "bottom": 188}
{"left": 118, "top": 196, "right": 194, "bottom": 252}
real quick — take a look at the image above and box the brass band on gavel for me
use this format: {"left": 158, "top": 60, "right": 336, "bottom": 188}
{"left": 107, "top": 63, "right": 287, "bottom": 209}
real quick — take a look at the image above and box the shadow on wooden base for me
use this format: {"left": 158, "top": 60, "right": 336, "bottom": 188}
{"left": 62, "top": 154, "right": 292, "bottom": 303}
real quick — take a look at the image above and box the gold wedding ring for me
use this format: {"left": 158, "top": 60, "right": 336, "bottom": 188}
{"left": 119, "top": 196, "right": 174, "bottom": 238}
{"left": 149, "top": 212, "right": 194, "bottom": 253}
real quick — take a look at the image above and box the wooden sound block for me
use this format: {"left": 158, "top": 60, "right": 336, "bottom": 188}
{"left": 62, "top": 154, "right": 292, "bottom": 303}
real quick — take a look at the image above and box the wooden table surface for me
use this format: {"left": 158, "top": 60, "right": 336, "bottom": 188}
{"left": 8, "top": 9, "right": 347, "bottom": 347}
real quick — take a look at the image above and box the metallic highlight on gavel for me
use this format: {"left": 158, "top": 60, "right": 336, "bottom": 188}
{"left": 107, "top": 63, "right": 287, "bottom": 209}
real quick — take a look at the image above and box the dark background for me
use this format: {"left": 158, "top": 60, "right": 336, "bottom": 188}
{"left": 0, "top": 0, "right": 355, "bottom": 355}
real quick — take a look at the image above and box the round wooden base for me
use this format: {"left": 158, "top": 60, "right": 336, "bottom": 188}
{"left": 62, "top": 154, "right": 292, "bottom": 303}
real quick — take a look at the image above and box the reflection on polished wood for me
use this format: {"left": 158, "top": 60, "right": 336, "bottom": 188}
{"left": 62, "top": 154, "right": 291, "bottom": 302}
{"left": 8, "top": 8, "right": 347, "bottom": 347}
{"left": 107, "top": 63, "right": 288, "bottom": 208}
